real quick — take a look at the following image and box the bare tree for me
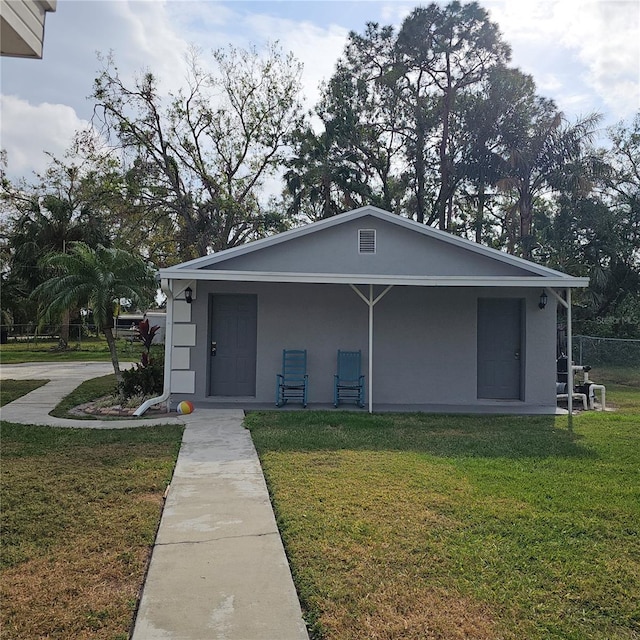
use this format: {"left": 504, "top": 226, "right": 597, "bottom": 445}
{"left": 92, "top": 44, "right": 304, "bottom": 261}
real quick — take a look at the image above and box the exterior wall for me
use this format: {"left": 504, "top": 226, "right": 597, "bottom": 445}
{"left": 168, "top": 283, "right": 197, "bottom": 394}
{"left": 170, "top": 281, "right": 558, "bottom": 412}
{"left": 1, "top": 0, "right": 56, "bottom": 58}
{"left": 373, "top": 286, "right": 557, "bottom": 407}
{"left": 204, "top": 217, "right": 534, "bottom": 278}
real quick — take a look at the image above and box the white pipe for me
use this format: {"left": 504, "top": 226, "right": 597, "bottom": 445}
{"left": 590, "top": 384, "right": 606, "bottom": 410}
{"left": 134, "top": 278, "right": 174, "bottom": 416}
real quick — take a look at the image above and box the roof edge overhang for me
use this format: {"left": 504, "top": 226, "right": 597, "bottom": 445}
{"left": 159, "top": 269, "right": 589, "bottom": 288}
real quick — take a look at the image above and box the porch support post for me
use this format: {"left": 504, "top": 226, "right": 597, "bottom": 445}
{"left": 349, "top": 284, "right": 394, "bottom": 413}
{"left": 548, "top": 287, "right": 573, "bottom": 429}
{"left": 566, "top": 288, "right": 573, "bottom": 429}
{"left": 369, "top": 285, "right": 374, "bottom": 415}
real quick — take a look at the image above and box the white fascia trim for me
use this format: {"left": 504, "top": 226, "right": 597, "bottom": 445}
{"left": 158, "top": 268, "right": 590, "bottom": 288}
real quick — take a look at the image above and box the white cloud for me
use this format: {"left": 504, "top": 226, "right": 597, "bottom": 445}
{"left": 0, "top": 96, "right": 91, "bottom": 178}
{"left": 562, "top": 1, "right": 640, "bottom": 119}
{"left": 379, "top": 2, "right": 414, "bottom": 26}
{"left": 93, "top": 1, "right": 194, "bottom": 95}
{"left": 74, "top": 2, "right": 349, "bottom": 109}
{"left": 2, "top": 0, "right": 637, "bottom": 183}
{"left": 536, "top": 73, "right": 563, "bottom": 94}
{"left": 241, "top": 13, "right": 349, "bottom": 108}
{"left": 487, "top": 0, "right": 640, "bottom": 122}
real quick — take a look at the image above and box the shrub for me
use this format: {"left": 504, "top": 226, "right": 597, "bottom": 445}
{"left": 119, "top": 351, "right": 164, "bottom": 399}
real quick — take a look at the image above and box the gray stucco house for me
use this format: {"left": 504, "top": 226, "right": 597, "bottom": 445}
{"left": 137, "top": 206, "right": 589, "bottom": 415}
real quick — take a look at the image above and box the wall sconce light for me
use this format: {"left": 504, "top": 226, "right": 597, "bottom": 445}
{"left": 184, "top": 286, "right": 193, "bottom": 304}
{"left": 538, "top": 290, "right": 548, "bottom": 310}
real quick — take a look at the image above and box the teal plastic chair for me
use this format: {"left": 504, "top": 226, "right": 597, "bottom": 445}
{"left": 334, "top": 350, "right": 365, "bottom": 408}
{"left": 276, "top": 349, "right": 308, "bottom": 407}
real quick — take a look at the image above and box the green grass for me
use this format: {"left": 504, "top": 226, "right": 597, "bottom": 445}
{"left": 0, "top": 422, "right": 183, "bottom": 640}
{"left": 246, "top": 376, "right": 640, "bottom": 639}
{"left": 591, "top": 366, "right": 640, "bottom": 388}
{"left": 0, "top": 337, "right": 145, "bottom": 364}
{"left": 2, "top": 353, "right": 636, "bottom": 638}
{"left": 0, "top": 379, "right": 49, "bottom": 406}
{"left": 589, "top": 366, "right": 640, "bottom": 412}
{"left": 48, "top": 373, "right": 118, "bottom": 420}
{"left": 2, "top": 373, "right": 149, "bottom": 421}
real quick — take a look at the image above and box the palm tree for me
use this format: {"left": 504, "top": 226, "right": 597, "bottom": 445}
{"left": 497, "top": 109, "right": 602, "bottom": 259}
{"left": 285, "top": 126, "right": 370, "bottom": 221}
{"left": 8, "top": 194, "right": 111, "bottom": 344}
{"left": 33, "top": 243, "right": 156, "bottom": 382}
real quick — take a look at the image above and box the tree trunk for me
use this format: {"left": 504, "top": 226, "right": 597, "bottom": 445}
{"left": 103, "top": 326, "right": 123, "bottom": 384}
{"left": 475, "top": 173, "right": 485, "bottom": 244}
{"left": 323, "top": 172, "right": 332, "bottom": 219}
{"left": 58, "top": 308, "right": 70, "bottom": 349}
{"left": 446, "top": 194, "right": 453, "bottom": 231}
{"left": 414, "top": 104, "right": 426, "bottom": 224}
{"left": 519, "top": 189, "right": 534, "bottom": 260}
{"left": 437, "top": 85, "right": 453, "bottom": 231}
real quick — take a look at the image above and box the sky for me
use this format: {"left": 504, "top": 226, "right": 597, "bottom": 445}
{"left": 1, "top": 0, "right": 639, "bottom": 182}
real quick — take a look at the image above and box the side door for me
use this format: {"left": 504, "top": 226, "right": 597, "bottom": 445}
{"left": 477, "top": 298, "right": 524, "bottom": 400}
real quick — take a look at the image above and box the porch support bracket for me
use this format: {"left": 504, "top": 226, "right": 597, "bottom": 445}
{"left": 350, "top": 284, "right": 394, "bottom": 413}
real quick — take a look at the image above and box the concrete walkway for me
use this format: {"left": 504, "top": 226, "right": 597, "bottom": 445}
{"left": 0, "top": 362, "right": 183, "bottom": 428}
{"left": 131, "top": 409, "right": 309, "bottom": 640}
{"left": 0, "top": 362, "right": 309, "bottom": 640}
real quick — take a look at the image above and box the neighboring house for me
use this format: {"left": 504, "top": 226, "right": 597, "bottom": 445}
{"left": 115, "top": 310, "right": 166, "bottom": 343}
{"left": 1, "top": 0, "right": 56, "bottom": 58}
{"left": 138, "top": 206, "right": 588, "bottom": 415}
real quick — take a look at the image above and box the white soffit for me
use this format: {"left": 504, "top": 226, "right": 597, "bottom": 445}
{"left": 157, "top": 268, "right": 590, "bottom": 289}
{"left": 0, "top": 0, "right": 57, "bottom": 58}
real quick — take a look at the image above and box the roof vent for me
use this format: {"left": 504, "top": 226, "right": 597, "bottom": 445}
{"left": 358, "top": 229, "right": 376, "bottom": 254}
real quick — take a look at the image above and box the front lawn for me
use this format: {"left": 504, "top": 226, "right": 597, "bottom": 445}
{"left": 247, "top": 380, "right": 640, "bottom": 639}
{"left": 0, "top": 423, "right": 183, "bottom": 639}
{"left": 0, "top": 337, "right": 144, "bottom": 364}
{"left": 48, "top": 373, "right": 118, "bottom": 419}
{"left": 0, "top": 379, "right": 49, "bottom": 406}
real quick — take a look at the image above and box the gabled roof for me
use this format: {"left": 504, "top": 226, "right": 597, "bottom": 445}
{"left": 160, "top": 206, "right": 589, "bottom": 288}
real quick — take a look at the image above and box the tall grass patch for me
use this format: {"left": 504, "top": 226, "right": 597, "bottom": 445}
{"left": 247, "top": 400, "right": 640, "bottom": 639}
{"left": 0, "top": 422, "right": 183, "bottom": 639}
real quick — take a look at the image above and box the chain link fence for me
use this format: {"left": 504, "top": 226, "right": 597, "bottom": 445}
{"left": 4, "top": 325, "right": 637, "bottom": 368}
{"left": 573, "top": 335, "right": 640, "bottom": 367}
{"left": 0, "top": 323, "right": 141, "bottom": 345}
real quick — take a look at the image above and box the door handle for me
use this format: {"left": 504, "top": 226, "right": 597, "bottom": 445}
{"left": 211, "top": 342, "right": 217, "bottom": 356}
{"left": 514, "top": 350, "right": 520, "bottom": 360}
